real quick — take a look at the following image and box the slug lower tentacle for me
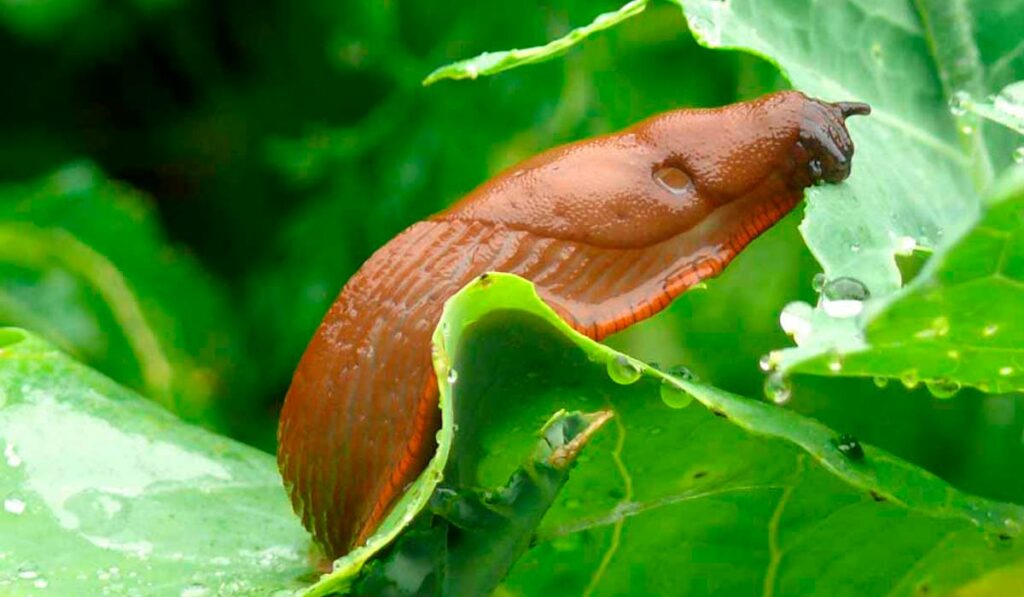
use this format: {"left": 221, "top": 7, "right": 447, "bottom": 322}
{"left": 277, "top": 90, "right": 869, "bottom": 558}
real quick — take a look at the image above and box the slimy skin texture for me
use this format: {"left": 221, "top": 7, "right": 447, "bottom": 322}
{"left": 277, "top": 91, "right": 869, "bottom": 558}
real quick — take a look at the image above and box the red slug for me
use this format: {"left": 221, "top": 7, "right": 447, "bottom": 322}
{"left": 278, "top": 91, "right": 869, "bottom": 558}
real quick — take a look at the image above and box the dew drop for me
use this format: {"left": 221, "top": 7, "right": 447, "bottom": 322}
{"left": 821, "top": 277, "right": 870, "bottom": 318}
{"left": 779, "top": 301, "right": 813, "bottom": 342}
{"left": 850, "top": 242, "right": 861, "bottom": 253}
{"left": 811, "top": 272, "right": 827, "bottom": 292}
{"left": 181, "top": 584, "right": 211, "bottom": 597}
{"left": 17, "top": 565, "right": 38, "bottom": 580}
{"left": 833, "top": 433, "right": 864, "bottom": 460}
{"left": 1000, "top": 366, "right": 1014, "bottom": 376}
{"left": 873, "top": 376, "right": 890, "bottom": 389}
{"left": 758, "top": 352, "right": 778, "bottom": 373}
{"left": 925, "top": 379, "right": 961, "bottom": 399}
{"left": 1005, "top": 517, "right": 1022, "bottom": 534}
{"left": 827, "top": 355, "right": 843, "bottom": 373}
{"left": 960, "top": 124, "right": 974, "bottom": 135}
{"left": 916, "top": 316, "right": 950, "bottom": 339}
{"left": 4, "top": 442, "right": 21, "bottom": 468}
{"left": 446, "top": 368, "right": 458, "bottom": 384}
{"left": 983, "top": 324, "right": 1000, "bottom": 337}
{"left": 660, "top": 382, "right": 693, "bottom": 409}
{"left": 763, "top": 373, "right": 792, "bottom": 405}
{"left": 900, "top": 370, "right": 920, "bottom": 389}
{"left": 653, "top": 166, "right": 693, "bottom": 195}
{"left": 665, "top": 364, "right": 698, "bottom": 382}
{"left": 1014, "top": 146, "right": 1024, "bottom": 165}
{"left": 948, "top": 90, "right": 970, "bottom": 116}
{"left": 895, "top": 235, "right": 917, "bottom": 255}
{"left": 607, "top": 355, "right": 642, "bottom": 385}
{"left": 4, "top": 495, "right": 25, "bottom": 515}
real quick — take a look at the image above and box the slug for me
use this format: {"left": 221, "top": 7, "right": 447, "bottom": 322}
{"left": 278, "top": 90, "right": 869, "bottom": 558}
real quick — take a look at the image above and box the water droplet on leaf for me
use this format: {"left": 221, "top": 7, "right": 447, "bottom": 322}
{"left": 181, "top": 584, "right": 211, "bottom": 597}
{"left": 3, "top": 495, "right": 25, "bottom": 516}
{"left": 660, "top": 381, "right": 693, "bottom": 409}
{"left": 900, "top": 370, "right": 919, "bottom": 389}
{"left": 895, "top": 235, "right": 917, "bottom": 255}
{"left": 779, "top": 301, "right": 813, "bottom": 342}
{"left": 446, "top": 368, "right": 458, "bottom": 384}
{"left": 948, "top": 90, "right": 970, "bottom": 116}
{"left": 665, "top": 364, "right": 698, "bottom": 382}
{"left": 763, "top": 373, "right": 792, "bottom": 405}
{"left": 607, "top": 355, "right": 642, "bottom": 385}
{"left": 3, "top": 442, "right": 20, "bottom": 468}
{"left": 873, "top": 376, "right": 890, "bottom": 388}
{"left": 925, "top": 379, "right": 961, "bottom": 399}
{"left": 811, "top": 272, "right": 826, "bottom": 292}
{"left": 833, "top": 434, "right": 864, "bottom": 460}
{"left": 821, "top": 277, "right": 870, "bottom": 318}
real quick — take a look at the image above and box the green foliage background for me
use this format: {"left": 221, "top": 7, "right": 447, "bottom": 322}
{"left": 2, "top": 0, "right": 1024, "bottom": 594}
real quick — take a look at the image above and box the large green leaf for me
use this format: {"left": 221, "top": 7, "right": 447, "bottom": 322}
{"left": 313, "top": 274, "right": 1024, "bottom": 595}
{"left": 777, "top": 171, "right": 1024, "bottom": 395}
{"left": 0, "top": 163, "right": 245, "bottom": 425}
{"left": 670, "top": 0, "right": 1024, "bottom": 392}
{"left": 0, "top": 328, "right": 313, "bottom": 595}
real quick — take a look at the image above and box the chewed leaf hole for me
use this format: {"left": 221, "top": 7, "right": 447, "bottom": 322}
{"left": 0, "top": 329, "right": 26, "bottom": 350}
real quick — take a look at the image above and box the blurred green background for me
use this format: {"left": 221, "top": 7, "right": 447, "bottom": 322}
{"left": 2, "top": 0, "right": 1021, "bottom": 506}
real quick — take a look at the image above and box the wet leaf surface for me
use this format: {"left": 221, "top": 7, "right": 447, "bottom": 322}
{"left": 0, "top": 329, "right": 312, "bottom": 595}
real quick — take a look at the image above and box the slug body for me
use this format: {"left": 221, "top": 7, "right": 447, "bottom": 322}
{"left": 278, "top": 91, "right": 869, "bottom": 557}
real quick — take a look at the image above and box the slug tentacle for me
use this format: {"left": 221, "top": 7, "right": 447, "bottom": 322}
{"left": 277, "top": 91, "right": 869, "bottom": 557}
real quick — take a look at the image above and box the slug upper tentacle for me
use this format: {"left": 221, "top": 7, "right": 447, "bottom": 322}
{"left": 277, "top": 90, "right": 869, "bottom": 557}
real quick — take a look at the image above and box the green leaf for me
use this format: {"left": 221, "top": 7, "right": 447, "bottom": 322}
{"left": 0, "top": 328, "right": 313, "bottom": 594}
{"left": 0, "top": 163, "right": 245, "bottom": 425}
{"left": 353, "top": 410, "right": 613, "bottom": 596}
{"left": 323, "top": 273, "right": 1024, "bottom": 595}
{"left": 422, "top": 0, "right": 648, "bottom": 85}
{"left": 778, "top": 169, "right": 1024, "bottom": 395}
{"left": 673, "top": 0, "right": 980, "bottom": 294}
{"left": 669, "top": 0, "right": 1024, "bottom": 391}
{"left": 959, "top": 80, "right": 1024, "bottom": 136}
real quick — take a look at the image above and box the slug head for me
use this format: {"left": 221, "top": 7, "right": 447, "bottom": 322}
{"left": 438, "top": 91, "right": 869, "bottom": 250}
